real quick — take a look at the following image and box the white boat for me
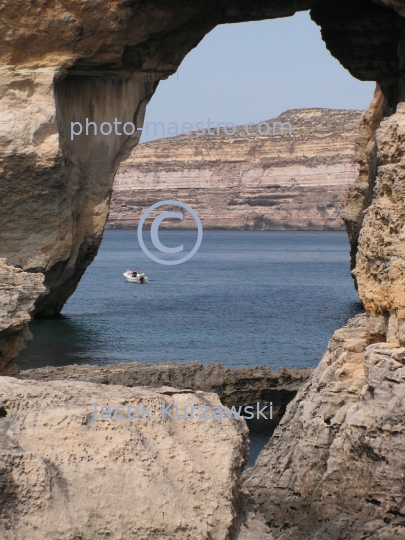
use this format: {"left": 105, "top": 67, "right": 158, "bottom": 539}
{"left": 123, "top": 270, "right": 149, "bottom": 284}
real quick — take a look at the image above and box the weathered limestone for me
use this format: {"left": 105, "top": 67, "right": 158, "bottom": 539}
{"left": 0, "top": 376, "right": 248, "bottom": 540}
{"left": 352, "top": 103, "right": 405, "bottom": 345}
{"left": 0, "top": 67, "right": 155, "bottom": 320}
{"left": 108, "top": 109, "right": 361, "bottom": 231}
{"left": 0, "top": 260, "right": 45, "bottom": 377}
{"left": 341, "top": 85, "right": 393, "bottom": 279}
{"left": 0, "top": 0, "right": 317, "bottom": 375}
{"left": 242, "top": 314, "right": 405, "bottom": 539}
{"left": 2, "top": 0, "right": 405, "bottom": 536}
{"left": 19, "top": 361, "right": 312, "bottom": 419}
{"left": 1, "top": 0, "right": 404, "bottom": 372}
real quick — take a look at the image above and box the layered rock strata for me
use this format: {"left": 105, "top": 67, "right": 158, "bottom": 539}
{"left": 0, "top": 0, "right": 318, "bottom": 375}
{"left": 242, "top": 314, "right": 405, "bottom": 539}
{"left": 0, "top": 376, "right": 248, "bottom": 540}
{"left": 108, "top": 109, "right": 361, "bottom": 231}
{"left": 20, "top": 361, "right": 312, "bottom": 419}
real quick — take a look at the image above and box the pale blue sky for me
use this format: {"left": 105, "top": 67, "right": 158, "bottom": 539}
{"left": 141, "top": 11, "right": 375, "bottom": 142}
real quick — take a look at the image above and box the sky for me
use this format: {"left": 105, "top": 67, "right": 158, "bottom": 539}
{"left": 140, "top": 11, "right": 375, "bottom": 143}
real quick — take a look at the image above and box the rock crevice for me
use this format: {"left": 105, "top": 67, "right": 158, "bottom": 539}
{"left": 19, "top": 361, "right": 313, "bottom": 419}
{"left": 242, "top": 314, "right": 405, "bottom": 539}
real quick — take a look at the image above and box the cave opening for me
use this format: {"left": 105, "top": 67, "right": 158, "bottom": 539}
{"left": 2, "top": 2, "right": 405, "bottom": 537}
{"left": 14, "top": 4, "right": 389, "bottom": 467}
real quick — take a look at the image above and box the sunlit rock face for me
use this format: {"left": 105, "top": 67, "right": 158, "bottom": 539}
{"left": 0, "top": 0, "right": 314, "bottom": 374}
{"left": 242, "top": 315, "right": 405, "bottom": 540}
{"left": 109, "top": 109, "right": 361, "bottom": 231}
{"left": 0, "top": 0, "right": 403, "bottom": 370}
{"left": 0, "top": 261, "right": 45, "bottom": 376}
{"left": 352, "top": 103, "right": 405, "bottom": 345}
{"left": 0, "top": 0, "right": 405, "bottom": 539}
{"left": 0, "top": 377, "right": 248, "bottom": 540}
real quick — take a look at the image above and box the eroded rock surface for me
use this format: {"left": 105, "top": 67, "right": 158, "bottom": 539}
{"left": 352, "top": 103, "right": 405, "bottom": 345}
{"left": 242, "top": 314, "right": 405, "bottom": 539}
{"left": 0, "top": 261, "right": 45, "bottom": 377}
{"left": 20, "top": 361, "right": 312, "bottom": 418}
{"left": 108, "top": 109, "right": 360, "bottom": 231}
{"left": 2, "top": 0, "right": 405, "bottom": 537}
{"left": 0, "top": 376, "right": 248, "bottom": 540}
{"left": 1, "top": 0, "right": 404, "bottom": 371}
{"left": 0, "top": 0, "right": 317, "bottom": 374}
{"left": 341, "top": 85, "right": 393, "bottom": 277}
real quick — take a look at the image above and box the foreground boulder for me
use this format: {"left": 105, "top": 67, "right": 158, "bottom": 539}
{"left": 0, "top": 377, "right": 248, "bottom": 539}
{"left": 242, "top": 314, "right": 405, "bottom": 539}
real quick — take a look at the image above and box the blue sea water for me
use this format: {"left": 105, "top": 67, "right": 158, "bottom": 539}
{"left": 17, "top": 230, "right": 362, "bottom": 371}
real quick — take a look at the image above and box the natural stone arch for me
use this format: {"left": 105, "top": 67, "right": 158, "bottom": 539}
{"left": 1, "top": 2, "right": 405, "bottom": 539}
{"left": 0, "top": 0, "right": 403, "bottom": 369}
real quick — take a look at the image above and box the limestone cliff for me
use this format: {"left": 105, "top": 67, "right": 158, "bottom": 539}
{"left": 0, "top": 0, "right": 403, "bottom": 374}
{"left": 0, "top": 261, "right": 45, "bottom": 377}
{"left": 108, "top": 108, "right": 361, "bottom": 231}
{"left": 2, "top": 1, "right": 405, "bottom": 538}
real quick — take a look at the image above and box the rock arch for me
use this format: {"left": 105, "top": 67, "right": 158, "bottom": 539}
{"left": 0, "top": 0, "right": 403, "bottom": 363}
{"left": 0, "top": 0, "right": 404, "bottom": 374}
{"left": 1, "top": 2, "right": 405, "bottom": 539}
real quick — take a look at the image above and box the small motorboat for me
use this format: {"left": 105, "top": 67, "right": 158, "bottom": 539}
{"left": 123, "top": 270, "right": 149, "bottom": 284}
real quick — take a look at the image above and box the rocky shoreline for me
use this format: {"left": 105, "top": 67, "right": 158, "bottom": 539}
{"left": 20, "top": 362, "right": 312, "bottom": 419}
{"left": 1, "top": 363, "right": 312, "bottom": 539}
{"left": 5, "top": 313, "right": 405, "bottom": 539}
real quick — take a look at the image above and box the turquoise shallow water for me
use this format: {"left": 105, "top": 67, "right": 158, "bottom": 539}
{"left": 17, "top": 230, "right": 363, "bottom": 370}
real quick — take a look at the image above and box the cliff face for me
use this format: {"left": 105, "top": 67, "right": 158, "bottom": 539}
{"left": 0, "top": 0, "right": 403, "bottom": 372}
{"left": 342, "top": 87, "right": 405, "bottom": 345}
{"left": 2, "top": 0, "right": 405, "bottom": 538}
{"left": 243, "top": 314, "right": 405, "bottom": 540}
{"left": 0, "top": 261, "right": 45, "bottom": 377}
{"left": 108, "top": 109, "right": 361, "bottom": 230}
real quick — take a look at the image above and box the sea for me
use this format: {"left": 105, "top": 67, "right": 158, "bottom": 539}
{"left": 16, "top": 230, "right": 363, "bottom": 466}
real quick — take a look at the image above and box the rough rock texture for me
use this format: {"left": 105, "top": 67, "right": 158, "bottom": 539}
{"left": 352, "top": 103, "right": 405, "bottom": 345}
{"left": 0, "top": 376, "right": 248, "bottom": 540}
{"left": 108, "top": 109, "right": 361, "bottom": 231}
{"left": 242, "top": 314, "right": 405, "bottom": 539}
{"left": 2, "top": 0, "right": 405, "bottom": 536}
{"left": 1, "top": 0, "right": 404, "bottom": 373}
{"left": 341, "top": 85, "right": 393, "bottom": 278}
{"left": 342, "top": 89, "right": 405, "bottom": 344}
{"left": 0, "top": 0, "right": 315, "bottom": 375}
{"left": 19, "top": 361, "right": 312, "bottom": 419}
{"left": 0, "top": 260, "right": 45, "bottom": 377}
